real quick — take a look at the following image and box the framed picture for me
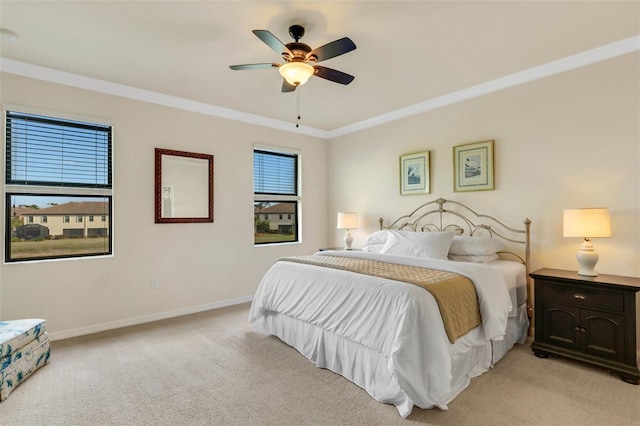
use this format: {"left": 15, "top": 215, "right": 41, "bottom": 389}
{"left": 453, "top": 140, "right": 494, "bottom": 192}
{"left": 400, "top": 151, "right": 430, "bottom": 195}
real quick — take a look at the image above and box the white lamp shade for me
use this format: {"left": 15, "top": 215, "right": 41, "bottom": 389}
{"left": 337, "top": 212, "right": 358, "bottom": 230}
{"left": 563, "top": 208, "right": 611, "bottom": 238}
{"left": 278, "top": 62, "right": 314, "bottom": 86}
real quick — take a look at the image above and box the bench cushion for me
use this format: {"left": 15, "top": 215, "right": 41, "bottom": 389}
{"left": 0, "top": 319, "right": 50, "bottom": 401}
{"left": 0, "top": 333, "right": 50, "bottom": 401}
{"left": 0, "top": 319, "right": 47, "bottom": 358}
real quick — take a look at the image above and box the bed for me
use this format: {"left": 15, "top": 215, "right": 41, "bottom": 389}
{"left": 249, "top": 198, "right": 532, "bottom": 417}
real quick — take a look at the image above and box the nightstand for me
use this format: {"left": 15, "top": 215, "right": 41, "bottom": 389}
{"left": 530, "top": 268, "right": 640, "bottom": 385}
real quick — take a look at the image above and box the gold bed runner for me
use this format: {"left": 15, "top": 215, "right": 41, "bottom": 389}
{"left": 278, "top": 255, "right": 481, "bottom": 343}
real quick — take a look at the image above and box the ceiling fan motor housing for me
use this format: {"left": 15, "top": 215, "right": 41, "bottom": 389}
{"left": 283, "top": 42, "right": 315, "bottom": 62}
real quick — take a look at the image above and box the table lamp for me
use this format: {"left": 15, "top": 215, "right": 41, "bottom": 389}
{"left": 337, "top": 212, "right": 358, "bottom": 250}
{"left": 563, "top": 208, "right": 611, "bottom": 276}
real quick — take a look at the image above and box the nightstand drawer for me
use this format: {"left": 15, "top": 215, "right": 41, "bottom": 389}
{"left": 543, "top": 282, "right": 624, "bottom": 312}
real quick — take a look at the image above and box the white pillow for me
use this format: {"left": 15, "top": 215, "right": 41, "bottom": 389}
{"left": 448, "top": 253, "right": 500, "bottom": 263}
{"left": 380, "top": 231, "right": 454, "bottom": 260}
{"left": 363, "top": 230, "right": 389, "bottom": 246}
{"left": 449, "top": 236, "right": 503, "bottom": 256}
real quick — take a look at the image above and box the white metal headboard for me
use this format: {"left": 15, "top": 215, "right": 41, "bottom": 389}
{"left": 379, "top": 197, "right": 532, "bottom": 307}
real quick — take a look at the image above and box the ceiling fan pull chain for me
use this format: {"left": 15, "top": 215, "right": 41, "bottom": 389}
{"left": 296, "top": 88, "right": 301, "bottom": 128}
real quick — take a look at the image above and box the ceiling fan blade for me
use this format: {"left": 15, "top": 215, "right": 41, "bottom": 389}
{"left": 282, "top": 79, "right": 297, "bottom": 93}
{"left": 252, "top": 30, "right": 293, "bottom": 57}
{"left": 307, "top": 37, "right": 356, "bottom": 62}
{"left": 229, "top": 63, "right": 279, "bottom": 70}
{"left": 313, "top": 66, "right": 355, "bottom": 85}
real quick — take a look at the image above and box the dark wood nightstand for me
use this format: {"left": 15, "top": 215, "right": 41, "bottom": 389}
{"left": 530, "top": 268, "right": 640, "bottom": 384}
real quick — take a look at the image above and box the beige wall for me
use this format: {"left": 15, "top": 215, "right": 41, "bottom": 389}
{"left": 2, "top": 51, "right": 638, "bottom": 338}
{"left": 328, "top": 53, "right": 640, "bottom": 278}
{"left": 0, "top": 73, "right": 329, "bottom": 337}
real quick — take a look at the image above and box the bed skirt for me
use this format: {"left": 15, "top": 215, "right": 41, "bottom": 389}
{"left": 255, "top": 303, "right": 529, "bottom": 417}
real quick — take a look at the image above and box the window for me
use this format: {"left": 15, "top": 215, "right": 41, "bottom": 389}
{"left": 5, "top": 110, "right": 112, "bottom": 262}
{"left": 27, "top": 216, "right": 33, "bottom": 223}
{"left": 89, "top": 216, "right": 94, "bottom": 222}
{"left": 254, "top": 148, "right": 299, "bottom": 244}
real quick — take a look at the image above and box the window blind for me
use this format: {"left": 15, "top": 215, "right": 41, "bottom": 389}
{"left": 253, "top": 150, "right": 297, "bottom": 195}
{"left": 5, "top": 111, "right": 112, "bottom": 188}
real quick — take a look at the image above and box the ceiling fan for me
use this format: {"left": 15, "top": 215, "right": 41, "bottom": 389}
{"left": 229, "top": 25, "right": 356, "bottom": 92}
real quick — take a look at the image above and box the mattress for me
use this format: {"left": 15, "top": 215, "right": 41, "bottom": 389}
{"left": 487, "top": 260, "right": 527, "bottom": 315}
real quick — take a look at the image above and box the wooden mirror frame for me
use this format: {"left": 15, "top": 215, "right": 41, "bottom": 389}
{"left": 154, "top": 148, "right": 214, "bottom": 223}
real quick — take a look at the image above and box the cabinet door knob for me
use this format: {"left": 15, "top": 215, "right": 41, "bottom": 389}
{"left": 574, "top": 294, "right": 586, "bottom": 300}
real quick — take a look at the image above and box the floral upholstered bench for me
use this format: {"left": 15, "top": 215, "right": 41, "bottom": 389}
{"left": 0, "top": 319, "right": 50, "bottom": 401}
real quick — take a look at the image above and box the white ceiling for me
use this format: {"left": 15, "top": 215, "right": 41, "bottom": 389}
{"left": 1, "top": 1, "right": 639, "bottom": 138}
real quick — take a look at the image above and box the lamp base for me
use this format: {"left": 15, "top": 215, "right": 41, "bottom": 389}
{"left": 343, "top": 229, "right": 353, "bottom": 250}
{"left": 576, "top": 239, "right": 599, "bottom": 277}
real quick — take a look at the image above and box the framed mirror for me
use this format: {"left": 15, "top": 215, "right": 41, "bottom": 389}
{"left": 155, "top": 148, "right": 214, "bottom": 223}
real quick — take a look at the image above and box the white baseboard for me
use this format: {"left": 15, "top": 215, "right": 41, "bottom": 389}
{"left": 48, "top": 295, "right": 254, "bottom": 341}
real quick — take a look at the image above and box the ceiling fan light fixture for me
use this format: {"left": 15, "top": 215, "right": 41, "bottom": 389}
{"left": 279, "top": 61, "right": 314, "bottom": 86}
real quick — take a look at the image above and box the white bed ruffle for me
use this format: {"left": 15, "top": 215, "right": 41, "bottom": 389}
{"left": 256, "top": 303, "right": 529, "bottom": 417}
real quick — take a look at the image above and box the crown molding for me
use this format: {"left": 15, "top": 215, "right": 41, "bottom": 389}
{"left": 1, "top": 35, "right": 638, "bottom": 141}
{"left": 0, "top": 58, "right": 329, "bottom": 139}
{"left": 327, "top": 35, "right": 640, "bottom": 139}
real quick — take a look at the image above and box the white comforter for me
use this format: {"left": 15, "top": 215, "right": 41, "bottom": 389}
{"left": 249, "top": 250, "right": 513, "bottom": 416}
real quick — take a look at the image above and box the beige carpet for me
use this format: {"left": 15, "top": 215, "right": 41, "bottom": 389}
{"left": 1, "top": 303, "right": 638, "bottom": 425}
